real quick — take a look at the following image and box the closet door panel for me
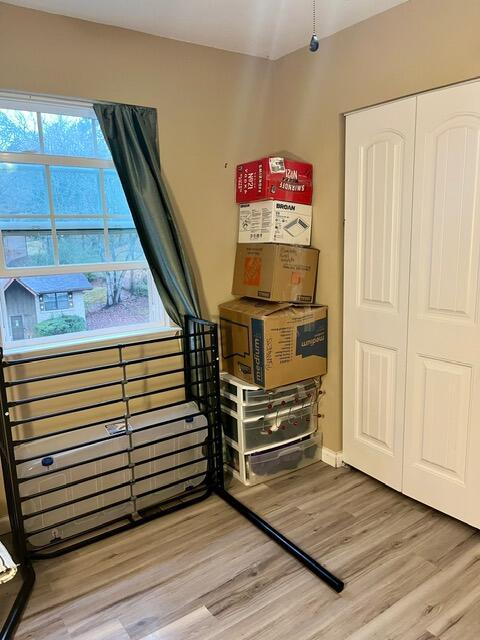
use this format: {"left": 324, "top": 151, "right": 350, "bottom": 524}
{"left": 403, "top": 81, "right": 480, "bottom": 527}
{"left": 343, "top": 98, "right": 416, "bottom": 489}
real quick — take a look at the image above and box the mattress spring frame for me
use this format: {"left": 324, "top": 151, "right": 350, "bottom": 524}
{"left": 0, "top": 315, "right": 343, "bottom": 638}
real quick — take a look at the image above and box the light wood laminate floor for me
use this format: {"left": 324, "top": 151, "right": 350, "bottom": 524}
{"left": 15, "top": 462, "right": 480, "bottom": 640}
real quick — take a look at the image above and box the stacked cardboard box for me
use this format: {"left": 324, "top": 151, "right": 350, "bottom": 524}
{"left": 219, "top": 156, "right": 326, "bottom": 485}
{"left": 220, "top": 155, "right": 327, "bottom": 389}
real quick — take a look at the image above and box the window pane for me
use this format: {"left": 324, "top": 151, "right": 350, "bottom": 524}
{"left": 104, "top": 170, "right": 129, "bottom": 214}
{"left": 43, "top": 293, "right": 57, "bottom": 311}
{"left": 0, "top": 109, "right": 40, "bottom": 153}
{"left": 1, "top": 218, "right": 54, "bottom": 267}
{"left": 108, "top": 218, "right": 144, "bottom": 262}
{"left": 0, "top": 163, "right": 49, "bottom": 214}
{"left": 42, "top": 113, "right": 95, "bottom": 157}
{"left": 56, "top": 219, "right": 105, "bottom": 264}
{"left": 95, "top": 121, "right": 111, "bottom": 159}
{"left": 84, "top": 270, "right": 150, "bottom": 329}
{"left": 51, "top": 166, "right": 102, "bottom": 214}
{"left": 56, "top": 292, "right": 70, "bottom": 309}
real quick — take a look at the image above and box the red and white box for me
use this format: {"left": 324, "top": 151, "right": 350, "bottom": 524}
{"left": 236, "top": 157, "right": 313, "bottom": 205}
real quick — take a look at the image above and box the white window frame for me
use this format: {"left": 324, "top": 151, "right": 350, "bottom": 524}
{"left": 0, "top": 94, "right": 172, "bottom": 353}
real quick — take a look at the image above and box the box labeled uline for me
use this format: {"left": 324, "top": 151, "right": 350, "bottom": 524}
{"left": 238, "top": 200, "right": 312, "bottom": 245}
{"left": 219, "top": 298, "right": 327, "bottom": 389}
{"left": 236, "top": 157, "right": 313, "bottom": 205}
{"left": 232, "top": 243, "right": 318, "bottom": 303}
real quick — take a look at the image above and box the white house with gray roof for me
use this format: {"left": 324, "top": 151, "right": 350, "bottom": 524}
{"left": 0, "top": 274, "right": 93, "bottom": 341}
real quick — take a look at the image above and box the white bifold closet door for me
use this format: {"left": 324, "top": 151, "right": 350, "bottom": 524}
{"left": 402, "top": 82, "right": 480, "bottom": 527}
{"left": 343, "top": 98, "right": 416, "bottom": 490}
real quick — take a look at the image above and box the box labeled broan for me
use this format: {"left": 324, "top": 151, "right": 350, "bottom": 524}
{"left": 238, "top": 200, "right": 312, "bottom": 245}
{"left": 219, "top": 298, "right": 327, "bottom": 389}
{"left": 232, "top": 243, "right": 318, "bottom": 303}
{"left": 236, "top": 157, "right": 313, "bottom": 205}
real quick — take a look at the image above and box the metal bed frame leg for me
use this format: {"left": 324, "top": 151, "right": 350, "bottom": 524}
{"left": 215, "top": 486, "right": 344, "bottom": 593}
{"left": 0, "top": 346, "right": 35, "bottom": 640}
{"left": 0, "top": 563, "right": 35, "bottom": 640}
{"left": 185, "top": 316, "right": 344, "bottom": 595}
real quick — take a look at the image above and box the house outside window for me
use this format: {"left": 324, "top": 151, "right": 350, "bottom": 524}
{"left": 0, "top": 94, "right": 171, "bottom": 350}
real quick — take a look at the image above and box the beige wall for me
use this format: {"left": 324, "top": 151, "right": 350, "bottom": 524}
{"left": 272, "top": 0, "right": 480, "bottom": 452}
{"left": 0, "top": 2, "right": 275, "bottom": 318}
{"left": 0, "top": 1, "right": 274, "bottom": 519}
{"left": 1, "top": 0, "right": 480, "bottom": 520}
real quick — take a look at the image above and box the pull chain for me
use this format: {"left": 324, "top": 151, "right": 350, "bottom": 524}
{"left": 309, "top": 0, "right": 319, "bottom": 52}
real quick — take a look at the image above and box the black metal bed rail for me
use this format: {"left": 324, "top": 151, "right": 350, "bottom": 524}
{"left": 2, "top": 329, "right": 215, "bottom": 368}
{"left": 8, "top": 378, "right": 211, "bottom": 427}
{"left": 29, "top": 482, "right": 211, "bottom": 557}
{"left": 17, "top": 427, "right": 209, "bottom": 477}
{"left": 14, "top": 412, "right": 206, "bottom": 458}
{"left": 21, "top": 453, "right": 209, "bottom": 518}
{"left": 3, "top": 343, "right": 214, "bottom": 389}
{"left": 0, "top": 315, "right": 343, "bottom": 639}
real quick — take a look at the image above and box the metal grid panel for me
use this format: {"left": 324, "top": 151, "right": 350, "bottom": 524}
{"left": 0, "top": 318, "right": 221, "bottom": 559}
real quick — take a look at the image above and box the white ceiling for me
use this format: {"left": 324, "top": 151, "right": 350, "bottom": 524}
{"left": 3, "top": 0, "right": 409, "bottom": 60}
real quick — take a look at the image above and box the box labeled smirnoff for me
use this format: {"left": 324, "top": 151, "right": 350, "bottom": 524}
{"left": 238, "top": 200, "right": 312, "bottom": 245}
{"left": 236, "top": 157, "right": 313, "bottom": 205}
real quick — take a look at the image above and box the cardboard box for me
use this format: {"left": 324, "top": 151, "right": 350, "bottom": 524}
{"left": 238, "top": 200, "right": 312, "bottom": 245}
{"left": 236, "top": 157, "right": 313, "bottom": 205}
{"left": 219, "top": 298, "right": 327, "bottom": 389}
{"left": 232, "top": 244, "right": 318, "bottom": 303}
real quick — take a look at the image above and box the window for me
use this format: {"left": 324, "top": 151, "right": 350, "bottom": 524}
{"left": 40, "top": 292, "right": 71, "bottom": 311}
{"left": 0, "top": 96, "right": 170, "bottom": 349}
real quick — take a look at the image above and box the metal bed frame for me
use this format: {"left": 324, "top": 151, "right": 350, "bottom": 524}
{"left": 0, "top": 316, "right": 343, "bottom": 639}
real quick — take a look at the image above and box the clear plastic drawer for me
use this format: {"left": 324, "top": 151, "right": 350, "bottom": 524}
{"left": 242, "top": 379, "right": 318, "bottom": 404}
{"left": 246, "top": 435, "right": 320, "bottom": 484}
{"left": 222, "top": 405, "right": 315, "bottom": 451}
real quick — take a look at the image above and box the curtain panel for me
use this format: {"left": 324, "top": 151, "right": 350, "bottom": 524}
{"left": 94, "top": 103, "right": 201, "bottom": 327}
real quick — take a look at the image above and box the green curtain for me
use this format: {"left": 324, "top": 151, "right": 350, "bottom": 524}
{"left": 93, "top": 103, "right": 201, "bottom": 327}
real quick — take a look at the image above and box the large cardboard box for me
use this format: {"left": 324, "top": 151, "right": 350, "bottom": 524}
{"left": 236, "top": 157, "right": 313, "bottom": 205}
{"left": 238, "top": 200, "right": 312, "bottom": 245}
{"left": 232, "top": 243, "right": 318, "bottom": 303}
{"left": 219, "top": 299, "right": 327, "bottom": 389}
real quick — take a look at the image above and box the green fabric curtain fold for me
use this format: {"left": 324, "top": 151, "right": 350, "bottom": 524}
{"left": 93, "top": 103, "right": 201, "bottom": 327}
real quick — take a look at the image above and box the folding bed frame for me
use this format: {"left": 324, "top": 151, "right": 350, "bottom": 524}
{"left": 0, "top": 316, "right": 343, "bottom": 639}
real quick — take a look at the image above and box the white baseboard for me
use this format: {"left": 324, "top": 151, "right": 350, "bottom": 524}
{"left": 0, "top": 515, "right": 10, "bottom": 535}
{"left": 321, "top": 447, "right": 344, "bottom": 468}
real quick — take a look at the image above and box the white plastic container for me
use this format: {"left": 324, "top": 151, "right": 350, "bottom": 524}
{"left": 17, "top": 402, "right": 208, "bottom": 548}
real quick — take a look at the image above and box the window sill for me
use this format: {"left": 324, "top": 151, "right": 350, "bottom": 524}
{"left": 2, "top": 324, "right": 179, "bottom": 359}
